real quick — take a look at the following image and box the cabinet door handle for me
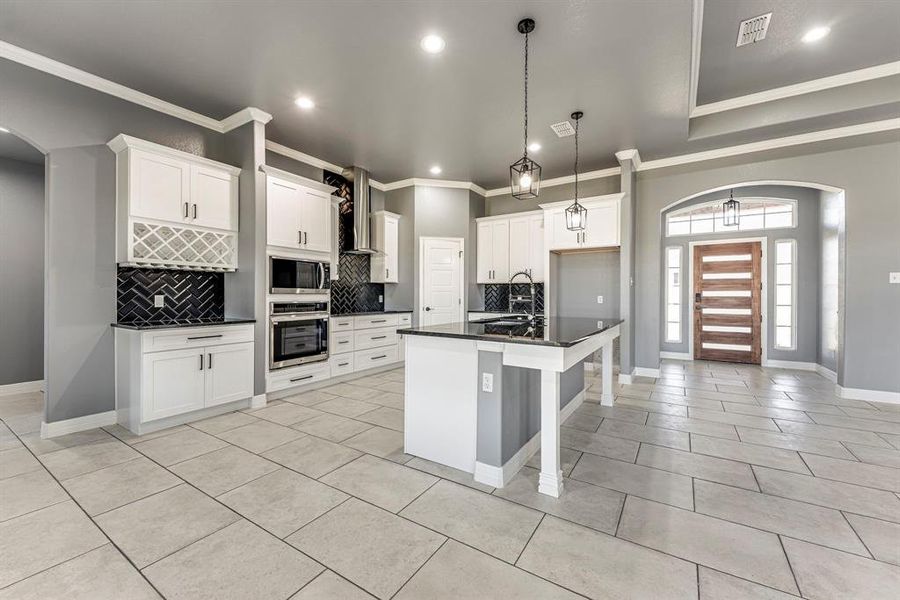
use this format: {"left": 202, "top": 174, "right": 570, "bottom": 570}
{"left": 192, "top": 203, "right": 197, "bottom": 219}
{"left": 386, "top": 268, "right": 389, "bottom": 279}
{"left": 290, "top": 374, "right": 314, "bottom": 382}
{"left": 183, "top": 202, "right": 189, "bottom": 219}
{"left": 187, "top": 334, "right": 223, "bottom": 340}
{"left": 338, "top": 362, "right": 349, "bottom": 367}
{"left": 338, "top": 340, "right": 349, "bottom": 344}
{"left": 298, "top": 231, "right": 303, "bottom": 245}
{"left": 207, "top": 353, "right": 213, "bottom": 369}
{"left": 303, "top": 231, "right": 308, "bottom": 245}
{"left": 371, "top": 319, "right": 387, "bottom": 323}
{"left": 199, "top": 354, "right": 204, "bottom": 371}
{"left": 372, "top": 335, "right": 387, "bottom": 340}
{"left": 371, "top": 354, "right": 387, "bottom": 360}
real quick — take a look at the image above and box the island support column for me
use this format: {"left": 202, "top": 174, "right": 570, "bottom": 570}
{"left": 538, "top": 370, "right": 564, "bottom": 497}
{"left": 601, "top": 341, "right": 614, "bottom": 406}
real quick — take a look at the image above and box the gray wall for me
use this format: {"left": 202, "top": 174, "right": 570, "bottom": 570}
{"left": 486, "top": 176, "right": 619, "bottom": 216}
{"left": 468, "top": 190, "right": 486, "bottom": 310}
{"left": 1, "top": 58, "right": 229, "bottom": 422}
{"left": 0, "top": 156, "right": 45, "bottom": 385}
{"left": 557, "top": 251, "right": 621, "bottom": 318}
{"left": 660, "top": 185, "right": 822, "bottom": 364}
{"left": 635, "top": 137, "right": 900, "bottom": 392}
{"left": 383, "top": 186, "right": 415, "bottom": 312}
{"left": 264, "top": 150, "right": 323, "bottom": 182}
{"left": 476, "top": 351, "right": 583, "bottom": 467}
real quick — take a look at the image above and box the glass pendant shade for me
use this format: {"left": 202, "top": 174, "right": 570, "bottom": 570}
{"left": 722, "top": 191, "right": 740, "bottom": 227}
{"left": 510, "top": 156, "right": 542, "bottom": 199}
{"left": 566, "top": 200, "right": 587, "bottom": 231}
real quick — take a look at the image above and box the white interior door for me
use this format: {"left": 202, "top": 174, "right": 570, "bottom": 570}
{"left": 420, "top": 238, "right": 464, "bottom": 326}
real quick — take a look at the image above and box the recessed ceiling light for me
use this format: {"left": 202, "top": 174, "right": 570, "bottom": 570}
{"left": 0, "top": 127, "right": 9, "bottom": 133}
{"left": 429, "top": 165, "right": 442, "bottom": 175}
{"left": 420, "top": 34, "right": 445, "bottom": 54}
{"left": 528, "top": 142, "right": 541, "bottom": 152}
{"left": 802, "top": 26, "right": 830, "bottom": 43}
{"left": 294, "top": 96, "right": 315, "bottom": 109}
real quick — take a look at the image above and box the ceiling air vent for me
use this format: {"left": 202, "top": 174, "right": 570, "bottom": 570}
{"left": 736, "top": 12, "right": 772, "bottom": 47}
{"left": 550, "top": 120, "right": 576, "bottom": 138}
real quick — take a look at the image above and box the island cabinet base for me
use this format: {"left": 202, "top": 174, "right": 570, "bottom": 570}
{"left": 402, "top": 323, "right": 620, "bottom": 497}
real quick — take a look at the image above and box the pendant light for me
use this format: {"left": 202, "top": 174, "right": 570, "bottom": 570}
{"left": 722, "top": 189, "right": 740, "bottom": 227}
{"left": 565, "top": 111, "right": 587, "bottom": 231}
{"left": 509, "top": 18, "right": 542, "bottom": 199}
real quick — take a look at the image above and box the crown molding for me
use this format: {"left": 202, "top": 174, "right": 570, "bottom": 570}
{"left": 691, "top": 61, "right": 900, "bottom": 118}
{"left": 259, "top": 164, "right": 337, "bottom": 194}
{"left": 107, "top": 133, "right": 243, "bottom": 175}
{"left": 0, "top": 40, "right": 270, "bottom": 134}
{"left": 615, "top": 149, "right": 642, "bottom": 169}
{"left": 484, "top": 167, "right": 622, "bottom": 197}
{"left": 688, "top": 0, "right": 704, "bottom": 115}
{"left": 639, "top": 118, "right": 900, "bottom": 172}
{"left": 381, "top": 178, "right": 487, "bottom": 195}
{"left": 265, "top": 140, "right": 344, "bottom": 173}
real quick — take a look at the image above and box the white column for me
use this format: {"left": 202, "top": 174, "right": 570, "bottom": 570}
{"left": 538, "top": 369, "right": 564, "bottom": 497}
{"left": 601, "top": 341, "right": 614, "bottom": 406}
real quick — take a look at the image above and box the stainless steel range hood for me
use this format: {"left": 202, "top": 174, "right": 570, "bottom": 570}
{"left": 342, "top": 166, "right": 376, "bottom": 255}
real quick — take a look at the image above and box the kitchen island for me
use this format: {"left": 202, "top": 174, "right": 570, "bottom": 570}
{"left": 398, "top": 316, "right": 621, "bottom": 497}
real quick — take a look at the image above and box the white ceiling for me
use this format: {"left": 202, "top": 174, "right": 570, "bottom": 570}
{"left": 0, "top": 0, "right": 896, "bottom": 187}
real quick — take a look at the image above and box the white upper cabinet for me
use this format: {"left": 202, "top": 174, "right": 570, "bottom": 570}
{"left": 542, "top": 195, "right": 622, "bottom": 251}
{"left": 370, "top": 211, "right": 400, "bottom": 283}
{"left": 108, "top": 134, "right": 241, "bottom": 271}
{"left": 476, "top": 219, "right": 510, "bottom": 284}
{"left": 263, "top": 166, "right": 335, "bottom": 254}
{"left": 190, "top": 164, "right": 238, "bottom": 231}
{"left": 508, "top": 213, "right": 544, "bottom": 282}
{"left": 477, "top": 214, "right": 544, "bottom": 284}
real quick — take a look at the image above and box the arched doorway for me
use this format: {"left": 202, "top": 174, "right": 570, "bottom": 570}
{"left": 0, "top": 128, "right": 47, "bottom": 434}
{"left": 658, "top": 181, "right": 845, "bottom": 382}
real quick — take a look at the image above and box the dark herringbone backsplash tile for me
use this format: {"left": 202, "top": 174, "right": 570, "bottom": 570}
{"left": 484, "top": 283, "right": 544, "bottom": 313}
{"left": 117, "top": 267, "right": 224, "bottom": 323}
{"left": 325, "top": 170, "right": 385, "bottom": 315}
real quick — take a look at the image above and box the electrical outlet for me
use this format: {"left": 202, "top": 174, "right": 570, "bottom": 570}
{"left": 153, "top": 294, "right": 165, "bottom": 308}
{"left": 379, "top": 294, "right": 384, "bottom": 302}
{"left": 890, "top": 272, "right": 900, "bottom": 284}
{"left": 597, "top": 295, "right": 604, "bottom": 304}
{"left": 597, "top": 320, "right": 603, "bottom": 328}
{"left": 482, "top": 373, "right": 494, "bottom": 393}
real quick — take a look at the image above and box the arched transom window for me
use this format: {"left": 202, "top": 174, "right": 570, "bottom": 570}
{"left": 666, "top": 198, "right": 796, "bottom": 237}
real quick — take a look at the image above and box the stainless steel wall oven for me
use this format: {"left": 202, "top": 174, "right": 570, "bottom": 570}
{"left": 269, "top": 301, "right": 329, "bottom": 369}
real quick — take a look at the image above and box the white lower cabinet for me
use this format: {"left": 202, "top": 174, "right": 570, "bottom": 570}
{"left": 267, "top": 361, "right": 331, "bottom": 393}
{"left": 117, "top": 324, "right": 254, "bottom": 433}
{"left": 329, "top": 354, "right": 355, "bottom": 377}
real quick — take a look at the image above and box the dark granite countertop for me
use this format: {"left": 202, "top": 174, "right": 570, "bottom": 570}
{"left": 330, "top": 310, "right": 413, "bottom": 317}
{"left": 111, "top": 318, "right": 256, "bottom": 331}
{"left": 398, "top": 316, "right": 623, "bottom": 348}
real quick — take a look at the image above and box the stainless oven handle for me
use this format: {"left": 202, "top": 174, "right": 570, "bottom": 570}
{"left": 318, "top": 262, "right": 325, "bottom": 289}
{"left": 270, "top": 314, "right": 329, "bottom": 323}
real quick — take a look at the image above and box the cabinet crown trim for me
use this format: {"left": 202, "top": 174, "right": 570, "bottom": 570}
{"left": 107, "top": 134, "right": 242, "bottom": 176}
{"left": 371, "top": 210, "right": 402, "bottom": 220}
{"left": 260, "top": 165, "right": 338, "bottom": 194}
{"left": 475, "top": 209, "right": 543, "bottom": 223}
{"left": 539, "top": 192, "right": 625, "bottom": 212}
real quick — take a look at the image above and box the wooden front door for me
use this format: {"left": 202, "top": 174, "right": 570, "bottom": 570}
{"left": 693, "top": 241, "right": 762, "bottom": 364}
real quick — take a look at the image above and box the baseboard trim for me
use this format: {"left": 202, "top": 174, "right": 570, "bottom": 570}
{"left": 266, "top": 361, "right": 402, "bottom": 401}
{"left": 0, "top": 380, "right": 44, "bottom": 397}
{"left": 763, "top": 359, "right": 818, "bottom": 371}
{"left": 837, "top": 385, "right": 900, "bottom": 405}
{"left": 41, "top": 410, "right": 116, "bottom": 439}
{"left": 250, "top": 393, "right": 267, "bottom": 409}
{"left": 618, "top": 373, "right": 633, "bottom": 385}
{"left": 816, "top": 365, "right": 837, "bottom": 383}
{"left": 633, "top": 367, "right": 661, "bottom": 378}
{"left": 659, "top": 352, "right": 692, "bottom": 361}
{"left": 474, "top": 390, "right": 584, "bottom": 489}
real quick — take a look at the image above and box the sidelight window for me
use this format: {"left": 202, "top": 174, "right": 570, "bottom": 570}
{"left": 774, "top": 239, "right": 796, "bottom": 350}
{"left": 665, "top": 246, "right": 682, "bottom": 343}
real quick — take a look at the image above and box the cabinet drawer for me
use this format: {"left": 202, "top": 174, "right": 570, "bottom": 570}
{"left": 142, "top": 325, "right": 254, "bottom": 353}
{"left": 354, "top": 345, "right": 399, "bottom": 372}
{"left": 398, "top": 313, "right": 412, "bottom": 327}
{"left": 354, "top": 326, "right": 398, "bottom": 351}
{"left": 329, "top": 354, "right": 355, "bottom": 377}
{"left": 331, "top": 331, "right": 354, "bottom": 354}
{"left": 267, "top": 361, "right": 330, "bottom": 393}
{"left": 330, "top": 317, "right": 354, "bottom": 332}
{"left": 354, "top": 314, "right": 399, "bottom": 330}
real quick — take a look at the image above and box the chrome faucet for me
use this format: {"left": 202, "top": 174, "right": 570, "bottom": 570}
{"left": 508, "top": 270, "right": 537, "bottom": 323}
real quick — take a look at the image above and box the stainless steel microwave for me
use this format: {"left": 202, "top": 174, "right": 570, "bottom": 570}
{"left": 270, "top": 257, "right": 330, "bottom": 294}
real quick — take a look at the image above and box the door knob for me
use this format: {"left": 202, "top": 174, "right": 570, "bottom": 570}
{"left": 425, "top": 307, "right": 432, "bottom": 311}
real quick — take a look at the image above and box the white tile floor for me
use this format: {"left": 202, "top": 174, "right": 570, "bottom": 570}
{"left": 1, "top": 360, "right": 899, "bottom": 599}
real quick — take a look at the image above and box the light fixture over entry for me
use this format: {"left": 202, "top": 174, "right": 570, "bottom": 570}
{"left": 722, "top": 189, "right": 741, "bottom": 227}
{"left": 509, "top": 18, "right": 541, "bottom": 200}
{"left": 565, "top": 111, "right": 587, "bottom": 231}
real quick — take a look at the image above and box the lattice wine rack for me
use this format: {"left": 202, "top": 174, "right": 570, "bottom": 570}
{"left": 126, "top": 220, "right": 237, "bottom": 271}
